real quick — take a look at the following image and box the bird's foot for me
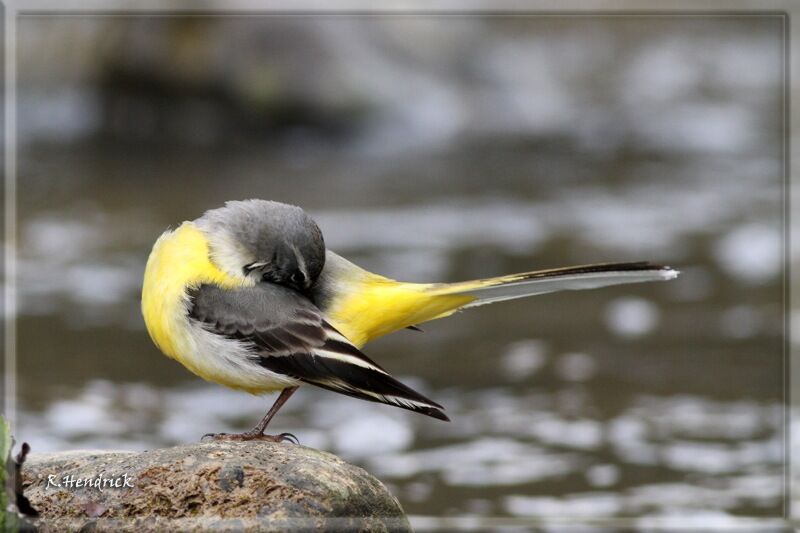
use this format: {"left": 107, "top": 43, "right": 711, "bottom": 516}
{"left": 201, "top": 431, "right": 299, "bottom": 444}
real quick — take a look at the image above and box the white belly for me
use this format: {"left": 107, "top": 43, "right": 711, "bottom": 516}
{"left": 176, "top": 316, "right": 301, "bottom": 394}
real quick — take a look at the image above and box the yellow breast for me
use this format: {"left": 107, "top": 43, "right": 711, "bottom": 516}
{"left": 141, "top": 222, "right": 247, "bottom": 361}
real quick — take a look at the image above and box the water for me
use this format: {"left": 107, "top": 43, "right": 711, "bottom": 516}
{"left": 11, "top": 14, "right": 786, "bottom": 527}
{"left": 13, "top": 144, "right": 784, "bottom": 525}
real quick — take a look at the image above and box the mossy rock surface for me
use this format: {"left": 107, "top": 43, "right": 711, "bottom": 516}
{"left": 22, "top": 441, "right": 410, "bottom": 532}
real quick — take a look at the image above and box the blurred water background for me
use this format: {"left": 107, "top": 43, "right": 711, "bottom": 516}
{"left": 11, "top": 14, "right": 786, "bottom": 528}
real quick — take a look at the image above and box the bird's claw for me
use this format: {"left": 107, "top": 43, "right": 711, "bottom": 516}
{"left": 278, "top": 432, "right": 300, "bottom": 444}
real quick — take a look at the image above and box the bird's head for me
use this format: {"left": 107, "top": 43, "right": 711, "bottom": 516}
{"left": 195, "top": 199, "right": 325, "bottom": 293}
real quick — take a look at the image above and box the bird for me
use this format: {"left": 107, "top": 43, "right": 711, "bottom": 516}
{"left": 141, "top": 199, "right": 678, "bottom": 441}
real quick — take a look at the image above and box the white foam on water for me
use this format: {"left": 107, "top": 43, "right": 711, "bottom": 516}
{"left": 372, "top": 437, "right": 580, "bottom": 486}
{"left": 604, "top": 297, "right": 660, "bottom": 338}
{"left": 585, "top": 463, "right": 620, "bottom": 488}
{"left": 505, "top": 492, "right": 622, "bottom": 518}
{"left": 714, "top": 223, "right": 782, "bottom": 284}
{"left": 635, "top": 395, "right": 778, "bottom": 440}
{"left": 500, "top": 339, "right": 548, "bottom": 381}
{"left": 527, "top": 416, "right": 603, "bottom": 450}
{"left": 332, "top": 414, "right": 413, "bottom": 458}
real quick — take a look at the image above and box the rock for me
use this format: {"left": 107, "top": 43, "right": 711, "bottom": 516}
{"left": 21, "top": 441, "right": 410, "bottom": 532}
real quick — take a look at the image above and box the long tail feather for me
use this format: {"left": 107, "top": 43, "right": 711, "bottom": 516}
{"left": 429, "top": 262, "right": 679, "bottom": 310}
{"left": 317, "top": 253, "right": 678, "bottom": 346}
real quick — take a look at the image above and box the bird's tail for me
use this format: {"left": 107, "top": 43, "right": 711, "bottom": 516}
{"left": 426, "top": 262, "right": 679, "bottom": 312}
{"left": 319, "top": 254, "right": 678, "bottom": 346}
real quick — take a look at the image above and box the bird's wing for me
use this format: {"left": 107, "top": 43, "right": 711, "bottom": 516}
{"left": 188, "top": 283, "right": 448, "bottom": 421}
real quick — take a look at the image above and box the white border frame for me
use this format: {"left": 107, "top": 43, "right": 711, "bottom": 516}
{"left": 3, "top": 2, "right": 793, "bottom": 530}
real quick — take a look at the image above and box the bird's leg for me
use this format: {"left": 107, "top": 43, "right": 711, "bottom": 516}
{"left": 248, "top": 386, "right": 299, "bottom": 437}
{"left": 202, "top": 386, "right": 299, "bottom": 443}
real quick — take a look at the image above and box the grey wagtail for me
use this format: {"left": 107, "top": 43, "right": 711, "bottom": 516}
{"left": 142, "top": 199, "right": 678, "bottom": 441}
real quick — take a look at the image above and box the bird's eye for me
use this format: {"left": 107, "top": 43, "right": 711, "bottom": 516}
{"left": 261, "top": 272, "right": 271, "bottom": 283}
{"left": 291, "top": 270, "right": 306, "bottom": 286}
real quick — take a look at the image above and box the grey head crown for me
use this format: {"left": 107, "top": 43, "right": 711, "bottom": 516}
{"left": 195, "top": 199, "right": 326, "bottom": 293}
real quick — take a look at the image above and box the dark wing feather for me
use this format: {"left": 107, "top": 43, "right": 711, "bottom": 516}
{"left": 188, "top": 283, "right": 448, "bottom": 421}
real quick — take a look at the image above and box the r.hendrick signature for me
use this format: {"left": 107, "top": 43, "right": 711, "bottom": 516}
{"left": 46, "top": 473, "right": 134, "bottom": 491}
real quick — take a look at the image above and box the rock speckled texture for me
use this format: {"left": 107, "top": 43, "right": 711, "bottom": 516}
{"left": 21, "top": 441, "right": 410, "bottom": 532}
